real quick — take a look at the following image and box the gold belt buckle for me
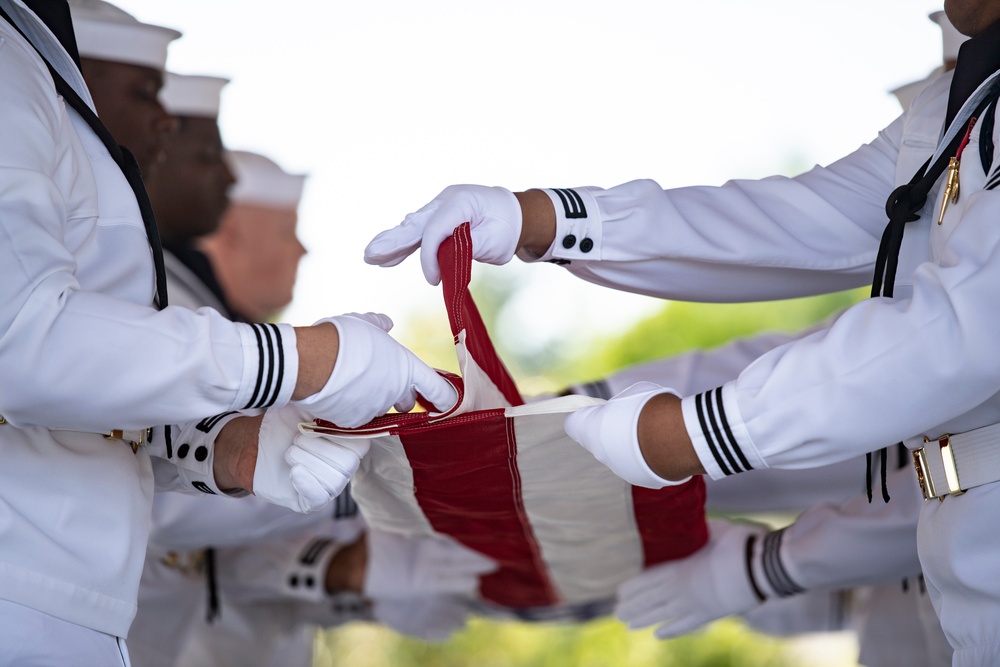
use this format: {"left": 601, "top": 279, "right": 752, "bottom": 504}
{"left": 914, "top": 435, "right": 965, "bottom": 501}
{"left": 936, "top": 434, "right": 965, "bottom": 497}
{"left": 161, "top": 550, "right": 207, "bottom": 577}
{"left": 105, "top": 428, "right": 148, "bottom": 454}
{"left": 912, "top": 445, "right": 937, "bottom": 500}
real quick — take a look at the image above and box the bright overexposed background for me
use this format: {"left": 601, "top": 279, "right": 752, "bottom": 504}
{"left": 115, "top": 0, "right": 944, "bottom": 350}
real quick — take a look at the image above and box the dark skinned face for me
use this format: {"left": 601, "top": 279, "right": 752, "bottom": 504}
{"left": 945, "top": 0, "right": 1000, "bottom": 36}
{"left": 80, "top": 58, "right": 176, "bottom": 174}
{"left": 146, "top": 116, "right": 236, "bottom": 242}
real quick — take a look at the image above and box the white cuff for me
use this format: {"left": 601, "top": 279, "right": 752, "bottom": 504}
{"left": 681, "top": 383, "right": 763, "bottom": 480}
{"left": 748, "top": 528, "right": 806, "bottom": 599}
{"left": 281, "top": 536, "right": 344, "bottom": 603}
{"left": 166, "top": 412, "right": 248, "bottom": 497}
{"left": 233, "top": 323, "right": 298, "bottom": 412}
{"left": 517, "top": 187, "right": 603, "bottom": 263}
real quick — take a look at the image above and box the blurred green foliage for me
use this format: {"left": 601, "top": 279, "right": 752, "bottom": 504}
{"left": 397, "top": 272, "right": 866, "bottom": 394}
{"left": 314, "top": 617, "right": 794, "bottom": 667}
{"left": 558, "top": 288, "right": 866, "bottom": 386}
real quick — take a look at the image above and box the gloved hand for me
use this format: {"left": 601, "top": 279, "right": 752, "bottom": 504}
{"left": 372, "top": 595, "right": 475, "bottom": 642}
{"left": 363, "top": 530, "right": 497, "bottom": 599}
{"left": 365, "top": 532, "right": 495, "bottom": 641}
{"left": 253, "top": 404, "right": 370, "bottom": 513}
{"left": 740, "top": 588, "right": 847, "bottom": 637}
{"left": 615, "top": 519, "right": 768, "bottom": 639}
{"left": 364, "top": 185, "right": 522, "bottom": 285}
{"left": 563, "top": 381, "right": 687, "bottom": 489}
{"left": 295, "top": 312, "right": 457, "bottom": 428}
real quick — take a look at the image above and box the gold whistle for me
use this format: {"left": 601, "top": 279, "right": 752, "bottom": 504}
{"left": 938, "top": 157, "right": 960, "bottom": 225}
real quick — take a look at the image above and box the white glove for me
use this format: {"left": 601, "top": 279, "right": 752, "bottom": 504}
{"left": 364, "top": 185, "right": 522, "bottom": 285}
{"left": 615, "top": 519, "right": 768, "bottom": 639}
{"left": 253, "top": 404, "right": 370, "bottom": 513}
{"left": 363, "top": 530, "right": 497, "bottom": 599}
{"left": 295, "top": 312, "right": 457, "bottom": 428}
{"left": 372, "top": 595, "right": 474, "bottom": 642}
{"left": 563, "top": 381, "right": 687, "bottom": 489}
{"left": 740, "top": 588, "right": 848, "bottom": 636}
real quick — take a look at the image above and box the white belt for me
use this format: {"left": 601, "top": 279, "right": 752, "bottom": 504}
{"left": 913, "top": 422, "right": 1000, "bottom": 500}
{"left": 104, "top": 428, "right": 149, "bottom": 453}
{"left": 0, "top": 417, "right": 147, "bottom": 453}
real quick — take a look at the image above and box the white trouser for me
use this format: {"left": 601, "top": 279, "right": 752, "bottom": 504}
{"left": 176, "top": 601, "right": 314, "bottom": 667}
{"left": 127, "top": 550, "right": 205, "bottom": 667}
{"left": 854, "top": 580, "right": 952, "bottom": 667}
{"left": 0, "top": 598, "right": 131, "bottom": 667}
{"left": 919, "top": 481, "right": 1000, "bottom": 666}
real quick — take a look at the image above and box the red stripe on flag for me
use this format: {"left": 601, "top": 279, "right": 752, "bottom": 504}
{"left": 400, "top": 412, "right": 559, "bottom": 608}
{"left": 632, "top": 476, "right": 709, "bottom": 566}
{"left": 437, "top": 223, "right": 523, "bottom": 407}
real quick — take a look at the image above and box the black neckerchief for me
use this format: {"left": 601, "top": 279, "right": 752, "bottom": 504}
{"left": 868, "top": 84, "right": 1000, "bottom": 501}
{"left": 867, "top": 17, "right": 1000, "bottom": 503}
{"left": 0, "top": 3, "right": 169, "bottom": 309}
{"left": 946, "top": 18, "right": 1000, "bottom": 128}
{"left": 164, "top": 241, "right": 247, "bottom": 323}
{"left": 21, "top": 0, "right": 80, "bottom": 68}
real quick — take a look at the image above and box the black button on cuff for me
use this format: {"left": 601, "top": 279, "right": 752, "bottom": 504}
{"left": 194, "top": 446, "right": 208, "bottom": 462}
{"left": 177, "top": 444, "right": 190, "bottom": 459}
{"left": 561, "top": 234, "right": 577, "bottom": 249}
{"left": 579, "top": 238, "right": 594, "bottom": 253}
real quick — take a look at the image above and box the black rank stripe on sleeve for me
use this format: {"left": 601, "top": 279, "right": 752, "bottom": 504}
{"left": 333, "top": 486, "right": 359, "bottom": 519}
{"left": 574, "top": 379, "right": 613, "bottom": 400}
{"left": 985, "top": 166, "right": 1000, "bottom": 190}
{"left": 985, "top": 97, "right": 1000, "bottom": 190}
{"left": 693, "top": 388, "right": 753, "bottom": 476}
{"left": 164, "top": 424, "right": 173, "bottom": 459}
{"left": 244, "top": 323, "right": 286, "bottom": 409}
{"left": 761, "top": 529, "right": 805, "bottom": 598}
{"left": 196, "top": 412, "right": 237, "bottom": 434}
{"left": 298, "top": 537, "right": 334, "bottom": 565}
{"left": 549, "top": 188, "right": 588, "bottom": 219}
{"left": 980, "top": 95, "right": 998, "bottom": 175}
{"left": 744, "top": 533, "right": 768, "bottom": 602}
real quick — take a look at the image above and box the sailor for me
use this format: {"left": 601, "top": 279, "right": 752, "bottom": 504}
{"left": 891, "top": 11, "right": 968, "bottom": 110}
{"left": 199, "top": 150, "right": 309, "bottom": 322}
{"left": 0, "top": 1, "right": 455, "bottom": 662}
{"left": 363, "top": 2, "right": 1000, "bottom": 662}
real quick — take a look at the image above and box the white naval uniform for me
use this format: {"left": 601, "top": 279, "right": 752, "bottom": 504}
{"left": 535, "top": 69, "right": 998, "bottom": 661}
{"left": 0, "top": 0, "right": 297, "bottom": 648}
{"left": 128, "top": 252, "right": 366, "bottom": 667}
{"left": 135, "top": 501, "right": 366, "bottom": 667}
{"left": 581, "top": 323, "right": 868, "bottom": 512}
{"left": 161, "top": 250, "right": 229, "bottom": 315}
{"left": 762, "top": 465, "right": 950, "bottom": 667}
{"left": 175, "top": 525, "right": 370, "bottom": 667}
{"left": 579, "top": 325, "right": 949, "bottom": 663}
{"left": 131, "top": 463, "right": 353, "bottom": 666}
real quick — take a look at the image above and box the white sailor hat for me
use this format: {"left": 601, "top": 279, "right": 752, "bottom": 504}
{"left": 226, "top": 150, "right": 307, "bottom": 209}
{"left": 160, "top": 73, "right": 230, "bottom": 118}
{"left": 929, "top": 10, "right": 966, "bottom": 61}
{"left": 890, "top": 74, "right": 935, "bottom": 111}
{"left": 69, "top": 0, "right": 180, "bottom": 71}
{"left": 890, "top": 11, "right": 969, "bottom": 110}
